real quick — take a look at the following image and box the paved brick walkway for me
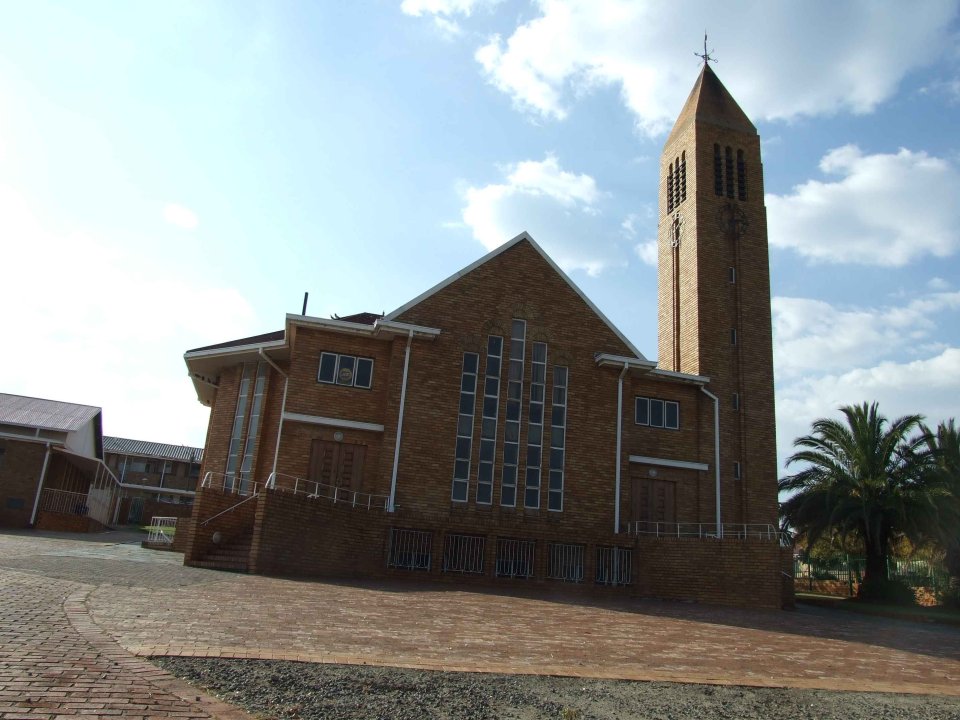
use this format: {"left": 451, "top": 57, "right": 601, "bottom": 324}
{"left": 1, "top": 529, "right": 960, "bottom": 719}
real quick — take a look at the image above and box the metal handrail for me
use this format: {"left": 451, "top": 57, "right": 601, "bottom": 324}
{"left": 267, "top": 471, "right": 390, "bottom": 511}
{"left": 200, "top": 492, "right": 260, "bottom": 527}
{"left": 625, "top": 521, "right": 789, "bottom": 543}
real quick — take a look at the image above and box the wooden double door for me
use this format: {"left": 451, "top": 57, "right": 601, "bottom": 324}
{"left": 308, "top": 440, "right": 366, "bottom": 491}
{"left": 632, "top": 475, "right": 676, "bottom": 525}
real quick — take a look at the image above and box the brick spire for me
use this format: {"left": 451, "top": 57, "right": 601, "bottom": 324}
{"left": 666, "top": 64, "right": 756, "bottom": 147}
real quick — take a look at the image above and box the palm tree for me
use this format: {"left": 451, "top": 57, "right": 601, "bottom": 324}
{"left": 923, "top": 419, "right": 960, "bottom": 597}
{"left": 779, "top": 402, "right": 932, "bottom": 598}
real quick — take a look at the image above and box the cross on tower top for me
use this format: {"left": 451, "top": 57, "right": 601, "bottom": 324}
{"left": 694, "top": 32, "right": 716, "bottom": 66}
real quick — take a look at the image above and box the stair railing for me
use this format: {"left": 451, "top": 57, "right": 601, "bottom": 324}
{"left": 200, "top": 491, "right": 260, "bottom": 527}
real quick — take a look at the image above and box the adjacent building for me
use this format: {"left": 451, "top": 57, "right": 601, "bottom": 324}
{"left": 182, "top": 65, "right": 791, "bottom": 608}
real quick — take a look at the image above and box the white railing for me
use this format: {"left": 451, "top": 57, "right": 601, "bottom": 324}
{"left": 547, "top": 542, "right": 585, "bottom": 582}
{"left": 595, "top": 546, "right": 632, "bottom": 586}
{"left": 387, "top": 528, "right": 432, "bottom": 570}
{"left": 496, "top": 538, "right": 535, "bottom": 579}
{"left": 39, "top": 488, "right": 90, "bottom": 516}
{"left": 626, "top": 521, "right": 788, "bottom": 543}
{"left": 442, "top": 534, "right": 485, "bottom": 574}
{"left": 200, "top": 471, "right": 264, "bottom": 496}
{"left": 147, "top": 516, "right": 177, "bottom": 544}
{"left": 267, "top": 472, "right": 390, "bottom": 511}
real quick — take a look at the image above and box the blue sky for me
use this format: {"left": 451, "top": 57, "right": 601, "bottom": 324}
{"left": 2, "top": 1, "right": 959, "bottom": 472}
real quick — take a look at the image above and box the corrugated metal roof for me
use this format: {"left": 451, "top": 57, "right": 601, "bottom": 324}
{"left": 103, "top": 436, "right": 204, "bottom": 463}
{"left": 0, "top": 393, "right": 101, "bottom": 432}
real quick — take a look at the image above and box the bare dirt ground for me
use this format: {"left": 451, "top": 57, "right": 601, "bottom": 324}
{"left": 154, "top": 658, "right": 960, "bottom": 720}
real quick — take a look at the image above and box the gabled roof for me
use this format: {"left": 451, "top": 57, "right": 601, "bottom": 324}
{"left": 666, "top": 64, "right": 756, "bottom": 146}
{"left": 384, "top": 231, "right": 647, "bottom": 360}
{"left": 0, "top": 393, "right": 101, "bottom": 432}
{"left": 104, "top": 436, "right": 204, "bottom": 463}
{"left": 337, "top": 312, "right": 383, "bottom": 325}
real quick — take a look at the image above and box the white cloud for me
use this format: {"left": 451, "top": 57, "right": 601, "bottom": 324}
{"left": 460, "top": 154, "right": 622, "bottom": 276}
{"left": 0, "top": 184, "right": 258, "bottom": 446}
{"left": 633, "top": 241, "right": 657, "bottom": 267}
{"left": 928, "top": 277, "right": 950, "bottom": 291}
{"left": 163, "top": 203, "right": 199, "bottom": 230}
{"left": 401, "top": 0, "right": 501, "bottom": 37}
{"left": 772, "top": 291, "right": 960, "bottom": 378}
{"left": 423, "top": 0, "right": 960, "bottom": 133}
{"left": 766, "top": 146, "right": 960, "bottom": 266}
{"left": 777, "top": 348, "right": 960, "bottom": 471}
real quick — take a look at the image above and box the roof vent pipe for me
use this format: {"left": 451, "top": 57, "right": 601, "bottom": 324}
{"left": 302, "top": 292, "right": 309, "bottom": 316}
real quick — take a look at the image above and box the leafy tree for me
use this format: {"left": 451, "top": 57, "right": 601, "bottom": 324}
{"left": 779, "top": 402, "right": 932, "bottom": 600}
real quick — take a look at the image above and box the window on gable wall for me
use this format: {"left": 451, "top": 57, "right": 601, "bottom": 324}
{"left": 635, "top": 397, "right": 679, "bottom": 430}
{"left": 317, "top": 352, "right": 374, "bottom": 389}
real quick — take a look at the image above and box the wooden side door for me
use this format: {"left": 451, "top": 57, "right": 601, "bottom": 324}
{"left": 631, "top": 476, "right": 677, "bottom": 525}
{"left": 308, "top": 440, "right": 366, "bottom": 491}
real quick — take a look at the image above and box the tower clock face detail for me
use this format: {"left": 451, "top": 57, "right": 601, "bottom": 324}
{"left": 719, "top": 204, "right": 748, "bottom": 239}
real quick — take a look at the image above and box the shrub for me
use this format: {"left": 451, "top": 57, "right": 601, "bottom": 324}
{"left": 858, "top": 576, "right": 916, "bottom": 605}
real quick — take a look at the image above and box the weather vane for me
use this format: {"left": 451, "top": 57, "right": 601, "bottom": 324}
{"left": 695, "top": 32, "right": 716, "bottom": 65}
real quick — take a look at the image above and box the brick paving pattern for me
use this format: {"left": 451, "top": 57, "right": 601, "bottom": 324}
{"left": 1, "top": 529, "right": 960, "bottom": 720}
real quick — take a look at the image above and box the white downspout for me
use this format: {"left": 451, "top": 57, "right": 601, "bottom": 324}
{"left": 259, "top": 348, "right": 289, "bottom": 484}
{"left": 614, "top": 362, "right": 629, "bottom": 534}
{"left": 388, "top": 329, "right": 414, "bottom": 513}
{"left": 29, "top": 443, "right": 53, "bottom": 526}
{"left": 700, "top": 386, "right": 722, "bottom": 538}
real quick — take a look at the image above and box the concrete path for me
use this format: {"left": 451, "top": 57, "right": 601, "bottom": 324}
{"left": 1, "top": 530, "right": 959, "bottom": 719}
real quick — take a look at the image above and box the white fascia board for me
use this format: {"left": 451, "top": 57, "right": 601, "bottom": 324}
{"left": 375, "top": 319, "right": 441, "bottom": 338}
{"left": 183, "top": 339, "right": 286, "bottom": 361}
{"left": 648, "top": 368, "right": 710, "bottom": 385}
{"left": 119, "top": 483, "right": 196, "bottom": 496}
{"left": 383, "top": 231, "right": 647, "bottom": 361}
{"left": 283, "top": 411, "right": 385, "bottom": 433}
{"left": 629, "top": 455, "right": 709, "bottom": 472}
{"left": 0, "top": 431, "right": 66, "bottom": 446}
{"left": 286, "top": 314, "right": 379, "bottom": 336}
{"left": 594, "top": 353, "right": 658, "bottom": 371}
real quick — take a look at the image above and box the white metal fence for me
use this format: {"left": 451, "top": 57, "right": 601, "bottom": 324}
{"left": 267, "top": 472, "right": 390, "bottom": 511}
{"left": 147, "top": 516, "right": 177, "bottom": 544}
{"left": 595, "top": 546, "right": 632, "bottom": 586}
{"left": 495, "top": 538, "right": 535, "bottom": 579}
{"left": 626, "top": 521, "right": 787, "bottom": 543}
{"left": 39, "top": 488, "right": 89, "bottom": 516}
{"left": 387, "top": 528, "right": 433, "bottom": 571}
{"left": 547, "top": 542, "right": 584, "bottom": 582}
{"left": 442, "top": 534, "right": 486, "bottom": 574}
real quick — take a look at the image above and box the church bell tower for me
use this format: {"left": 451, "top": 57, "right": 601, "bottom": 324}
{"left": 657, "top": 63, "right": 778, "bottom": 526}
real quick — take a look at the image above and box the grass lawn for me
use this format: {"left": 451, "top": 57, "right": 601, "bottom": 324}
{"left": 140, "top": 525, "right": 176, "bottom": 537}
{"left": 796, "top": 592, "right": 960, "bottom": 627}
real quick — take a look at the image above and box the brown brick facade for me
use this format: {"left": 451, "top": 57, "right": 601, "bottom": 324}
{"left": 183, "top": 65, "right": 787, "bottom": 609}
{"left": 0, "top": 439, "right": 46, "bottom": 527}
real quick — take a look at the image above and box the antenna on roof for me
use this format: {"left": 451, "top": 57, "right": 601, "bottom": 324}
{"left": 695, "top": 31, "right": 716, "bottom": 66}
{"left": 302, "top": 292, "right": 309, "bottom": 316}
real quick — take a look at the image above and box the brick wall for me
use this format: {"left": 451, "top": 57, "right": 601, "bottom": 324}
{"left": 634, "top": 536, "right": 787, "bottom": 609}
{"left": 34, "top": 510, "right": 105, "bottom": 533}
{"left": 0, "top": 439, "right": 46, "bottom": 528}
{"left": 183, "top": 488, "right": 258, "bottom": 565}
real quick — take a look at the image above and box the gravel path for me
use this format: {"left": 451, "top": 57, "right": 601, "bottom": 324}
{"left": 153, "top": 658, "right": 960, "bottom": 720}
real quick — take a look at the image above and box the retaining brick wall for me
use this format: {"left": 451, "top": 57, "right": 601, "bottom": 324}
{"left": 183, "top": 489, "right": 257, "bottom": 565}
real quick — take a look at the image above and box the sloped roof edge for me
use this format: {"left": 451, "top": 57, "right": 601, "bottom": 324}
{"left": 384, "top": 231, "right": 647, "bottom": 361}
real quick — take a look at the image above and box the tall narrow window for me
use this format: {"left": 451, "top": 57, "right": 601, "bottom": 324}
{"left": 737, "top": 149, "right": 747, "bottom": 201}
{"left": 548, "top": 365, "right": 568, "bottom": 512}
{"left": 524, "top": 342, "right": 547, "bottom": 509}
{"left": 225, "top": 363, "right": 254, "bottom": 488}
{"left": 666, "top": 161, "right": 675, "bottom": 213}
{"left": 451, "top": 352, "right": 479, "bottom": 502}
{"left": 673, "top": 158, "right": 681, "bottom": 210}
{"left": 477, "top": 336, "right": 502, "bottom": 505}
{"left": 725, "top": 146, "right": 734, "bottom": 198}
{"left": 714, "top": 144, "right": 723, "bottom": 196}
{"left": 731, "top": 328, "right": 737, "bottom": 345}
{"left": 733, "top": 392, "right": 740, "bottom": 411}
{"left": 501, "top": 320, "right": 525, "bottom": 507}
{"left": 728, "top": 266, "right": 736, "bottom": 283}
{"left": 679, "top": 151, "right": 687, "bottom": 203}
{"left": 734, "top": 461, "right": 742, "bottom": 480}
{"left": 238, "top": 361, "right": 269, "bottom": 493}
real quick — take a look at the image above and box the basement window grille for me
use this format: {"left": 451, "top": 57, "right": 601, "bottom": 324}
{"left": 495, "top": 538, "right": 535, "bottom": 579}
{"left": 387, "top": 528, "right": 432, "bottom": 571}
{"left": 595, "top": 546, "right": 633, "bottom": 586}
{"left": 547, "top": 542, "right": 584, "bottom": 582}
{"left": 442, "top": 534, "right": 485, "bottom": 574}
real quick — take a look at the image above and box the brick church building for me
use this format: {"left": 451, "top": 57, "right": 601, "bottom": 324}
{"left": 182, "top": 64, "right": 791, "bottom": 609}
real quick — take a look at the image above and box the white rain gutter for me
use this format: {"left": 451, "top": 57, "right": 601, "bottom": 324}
{"left": 614, "top": 362, "right": 629, "bottom": 533}
{"left": 259, "top": 348, "right": 289, "bottom": 481}
{"left": 388, "top": 329, "right": 414, "bottom": 512}
{"left": 700, "top": 386, "right": 722, "bottom": 537}
{"left": 29, "top": 443, "right": 53, "bottom": 526}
